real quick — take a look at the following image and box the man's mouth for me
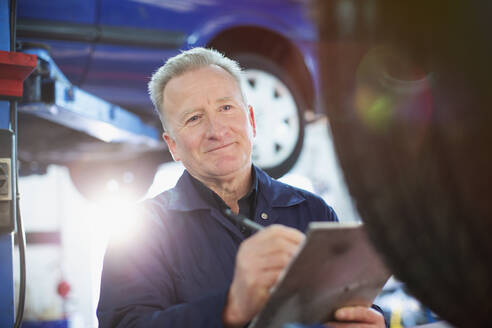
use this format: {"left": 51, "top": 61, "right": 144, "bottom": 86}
{"left": 206, "top": 143, "right": 234, "bottom": 153}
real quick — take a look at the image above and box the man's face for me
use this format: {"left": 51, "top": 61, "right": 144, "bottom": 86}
{"left": 161, "top": 65, "right": 256, "bottom": 182}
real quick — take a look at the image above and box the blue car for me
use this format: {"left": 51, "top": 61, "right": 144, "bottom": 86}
{"left": 17, "top": 0, "right": 322, "bottom": 199}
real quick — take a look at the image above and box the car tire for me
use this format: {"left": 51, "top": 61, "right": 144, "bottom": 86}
{"left": 315, "top": 1, "right": 492, "bottom": 326}
{"left": 232, "top": 53, "right": 305, "bottom": 178}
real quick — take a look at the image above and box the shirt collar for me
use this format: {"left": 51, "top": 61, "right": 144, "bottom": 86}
{"left": 162, "top": 164, "right": 303, "bottom": 212}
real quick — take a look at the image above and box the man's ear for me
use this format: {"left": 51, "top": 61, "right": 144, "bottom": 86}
{"left": 248, "top": 105, "right": 256, "bottom": 137}
{"left": 163, "top": 132, "right": 180, "bottom": 162}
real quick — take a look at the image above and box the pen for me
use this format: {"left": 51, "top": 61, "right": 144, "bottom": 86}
{"left": 223, "top": 208, "right": 265, "bottom": 232}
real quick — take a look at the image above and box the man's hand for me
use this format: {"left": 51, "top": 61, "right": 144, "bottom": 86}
{"left": 223, "top": 224, "right": 305, "bottom": 328}
{"left": 324, "top": 306, "right": 386, "bottom": 328}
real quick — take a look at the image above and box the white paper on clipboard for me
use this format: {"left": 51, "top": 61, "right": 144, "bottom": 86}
{"left": 249, "top": 222, "right": 391, "bottom": 328}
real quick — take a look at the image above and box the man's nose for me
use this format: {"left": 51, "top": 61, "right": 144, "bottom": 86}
{"left": 205, "top": 115, "right": 227, "bottom": 138}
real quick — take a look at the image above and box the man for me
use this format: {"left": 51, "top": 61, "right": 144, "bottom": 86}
{"left": 97, "top": 47, "right": 385, "bottom": 328}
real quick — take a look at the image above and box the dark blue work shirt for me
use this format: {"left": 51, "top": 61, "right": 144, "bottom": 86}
{"left": 97, "top": 165, "right": 338, "bottom": 327}
{"left": 190, "top": 166, "right": 258, "bottom": 238}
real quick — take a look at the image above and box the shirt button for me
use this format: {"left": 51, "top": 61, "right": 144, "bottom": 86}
{"left": 260, "top": 212, "right": 268, "bottom": 220}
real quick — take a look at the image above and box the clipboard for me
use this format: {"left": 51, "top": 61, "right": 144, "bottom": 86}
{"left": 249, "top": 222, "right": 391, "bottom": 328}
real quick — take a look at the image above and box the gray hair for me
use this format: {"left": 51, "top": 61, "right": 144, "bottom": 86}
{"left": 148, "top": 47, "right": 246, "bottom": 132}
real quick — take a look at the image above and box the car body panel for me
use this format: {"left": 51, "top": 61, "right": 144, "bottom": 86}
{"left": 17, "top": 0, "right": 97, "bottom": 24}
{"left": 16, "top": 0, "right": 322, "bottom": 181}
{"left": 17, "top": 0, "right": 321, "bottom": 115}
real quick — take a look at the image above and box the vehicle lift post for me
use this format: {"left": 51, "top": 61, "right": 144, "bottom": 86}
{"left": 0, "top": 0, "right": 15, "bottom": 324}
{"left": 0, "top": 0, "right": 36, "bottom": 325}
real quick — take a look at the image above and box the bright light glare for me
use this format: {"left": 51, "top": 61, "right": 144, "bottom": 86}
{"left": 86, "top": 198, "right": 143, "bottom": 248}
{"left": 87, "top": 196, "right": 145, "bottom": 323}
{"left": 106, "top": 179, "right": 119, "bottom": 192}
{"left": 145, "top": 162, "right": 185, "bottom": 199}
{"left": 92, "top": 163, "right": 185, "bottom": 245}
{"left": 122, "top": 171, "right": 135, "bottom": 183}
{"left": 91, "top": 162, "right": 185, "bottom": 251}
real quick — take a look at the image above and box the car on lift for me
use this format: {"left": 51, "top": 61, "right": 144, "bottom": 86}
{"left": 16, "top": 0, "right": 322, "bottom": 200}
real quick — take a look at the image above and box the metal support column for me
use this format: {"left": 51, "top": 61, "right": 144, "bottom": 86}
{"left": 0, "top": 0, "right": 15, "bottom": 326}
{"left": 0, "top": 1, "right": 35, "bottom": 326}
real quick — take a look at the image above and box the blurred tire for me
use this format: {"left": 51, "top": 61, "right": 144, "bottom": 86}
{"left": 314, "top": 1, "right": 492, "bottom": 326}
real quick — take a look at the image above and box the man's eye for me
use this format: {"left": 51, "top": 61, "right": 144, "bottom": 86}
{"left": 222, "top": 105, "right": 232, "bottom": 111}
{"left": 186, "top": 115, "right": 200, "bottom": 123}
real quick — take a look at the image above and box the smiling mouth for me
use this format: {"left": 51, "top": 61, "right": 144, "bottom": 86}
{"left": 206, "top": 143, "right": 234, "bottom": 153}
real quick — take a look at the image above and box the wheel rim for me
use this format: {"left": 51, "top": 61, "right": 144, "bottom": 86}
{"left": 241, "top": 68, "right": 300, "bottom": 169}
